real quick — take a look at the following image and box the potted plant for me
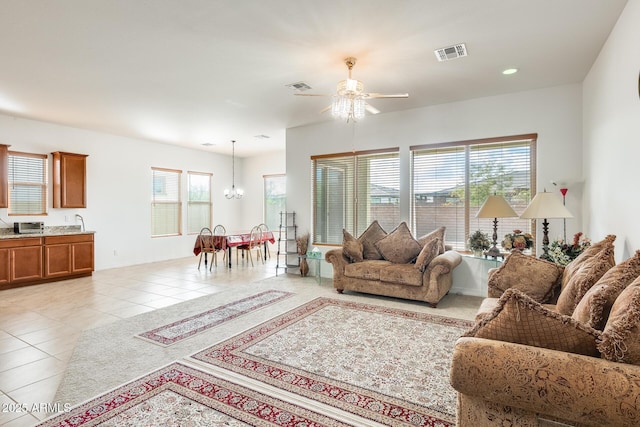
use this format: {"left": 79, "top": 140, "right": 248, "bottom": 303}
{"left": 468, "top": 230, "right": 491, "bottom": 256}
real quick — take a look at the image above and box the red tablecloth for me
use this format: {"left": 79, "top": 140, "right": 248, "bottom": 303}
{"left": 194, "top": 231, "right": 275, "bottom": 256}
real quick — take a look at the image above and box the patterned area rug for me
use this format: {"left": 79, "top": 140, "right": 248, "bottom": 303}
{"left": 191, "top": 297, "right": 473, "bottom": 427}
{"left": 38, "top": 362, "right": 353, "bottom": 427}
{"left": 137, "top": 290, "right": 293, "bottom": 346}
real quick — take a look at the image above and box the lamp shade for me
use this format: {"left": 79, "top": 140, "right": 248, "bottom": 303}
{"left": 520, "top": 191, "right": 573, "bottom": 219}
{"left": 476, "top": 195, "right": 518, "bottom": 218}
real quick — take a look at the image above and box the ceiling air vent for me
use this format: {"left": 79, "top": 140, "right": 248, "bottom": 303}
{"left": 285, "top": 81, "right": 312, "bottom": 91}
{"left": 434, "top": 43, "right": 468, "bottom": 62}
{"left": 201, "top": 142, "right": 215, "bottom": 147}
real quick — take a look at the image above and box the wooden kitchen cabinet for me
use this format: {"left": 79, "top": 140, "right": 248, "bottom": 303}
{"left": 0, "top": 234, "right": 94, "bottom": 290}
{"left": 0, "top": 238, "right": 44, "bottom": 287}
{"left": 52, "top": 151, "right": 88, "bottom": 208}
{"left": 44, "top": 234, "right": 94, "bottom": 277}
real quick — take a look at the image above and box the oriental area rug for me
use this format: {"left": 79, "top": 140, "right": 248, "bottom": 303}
{"left": 37, "top": 362, "right": 353, "bottom": 427}
{"left": 191, "top": 297, "right": 473, "bottom": 427}
{"left": 136, "top": 290, "right": 293, "bottom": 346}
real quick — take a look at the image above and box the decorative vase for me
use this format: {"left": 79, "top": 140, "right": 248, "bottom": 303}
{"left": 299, "top": 258, "right": 309, "bottom": 277}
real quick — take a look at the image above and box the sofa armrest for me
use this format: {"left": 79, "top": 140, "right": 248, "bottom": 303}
{"left": 325, "top": 248, "right": 349, "bottom": 277}
{"left": 450, "top": 337, "right": 640, "bottom": 426}
{"left": 426, "top": 249, "right": 462, "bottom": 274}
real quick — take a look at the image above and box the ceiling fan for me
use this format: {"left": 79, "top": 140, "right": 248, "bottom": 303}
{"left": 295, "top": 57, "right": 409, "bottom": 122}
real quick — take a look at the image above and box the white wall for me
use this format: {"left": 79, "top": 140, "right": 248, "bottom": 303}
{"left": 0, "top": 113, "right": 284, "bottom": 270}
{"left": 583, "top": 0, "right": 640, "bottom": 261}
{"left": 286, "top": 84, "right": 585, "bottom": 286}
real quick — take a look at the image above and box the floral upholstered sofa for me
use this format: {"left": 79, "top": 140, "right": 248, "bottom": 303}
{"left": 325, "top": 221, "right": 461, "bottom": 307}
{"left": 450, "top": 235, "right": 640, "bottom": 426}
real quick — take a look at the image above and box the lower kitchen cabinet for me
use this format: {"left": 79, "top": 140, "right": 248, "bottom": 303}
{"left": 0, "top": 234, "right": 94, "bottom": 290}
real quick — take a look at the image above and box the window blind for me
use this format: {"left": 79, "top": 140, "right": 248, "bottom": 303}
{"left": 8, "top": 151, "right": 47, "bottom": 215}
{"left": 312, "top": 148, "right": 400, "bottom": 244}
{"left": 151, "top": 167, "right": 182, "bottom": 237}
{"left": 411, "top": 135, "right": 536, "bottom": 251}
{"left": 187, "top": 171, "right": 212, "bottom": 234}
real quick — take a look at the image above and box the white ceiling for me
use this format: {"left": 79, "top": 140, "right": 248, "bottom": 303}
{"left": 0, "top": 0, "right": 629, "bottom": 157}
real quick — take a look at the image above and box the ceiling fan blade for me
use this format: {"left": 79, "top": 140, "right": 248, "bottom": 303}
{"left": 294, "top": 93, "right": 332, "bottom": 97}
{"left": 320, "top": 105, "right": 332, "bottom": 114}
{"left": 364, "top": 93, "right": 409, "bottom": 99}
{"left": 365, "top": 103, "right": 380, "bottom": 115}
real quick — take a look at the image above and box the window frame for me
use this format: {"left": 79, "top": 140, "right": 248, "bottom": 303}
{"left": 410, "top": 133, "right": 537, "bottom": 252}
{"left": 187, "top": 170, "right": 212, "bottom": 234}
{"left": 264, "top": 173, "right": 286, "bottom": 232}
{"left": 151, "top": 167, "right": 182, "bottom": 237}
{"left": 7, "top": 150, "right": 48, "bottom": 216}
{"left": 311, "top": 147, "right": 400, "bottom": 245}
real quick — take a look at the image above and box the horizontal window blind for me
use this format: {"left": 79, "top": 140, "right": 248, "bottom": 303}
{"left": 187, "top": 171, "right": 212, "bottom": 234}
{"left": 152, "top": 167, "right": 182, "bottom": 237}
{"left": 8, "top": 151, "right": 47, "bottom": 215}
{"left": 411, "top": 135, "right": 536, "bottom": 251}
{"left": 312, "top": 148, "right": 399, "bottom": 244}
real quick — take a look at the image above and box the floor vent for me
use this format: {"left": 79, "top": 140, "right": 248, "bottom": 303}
{"left": 434, "top": 43, "right": 468, "bottom": 62}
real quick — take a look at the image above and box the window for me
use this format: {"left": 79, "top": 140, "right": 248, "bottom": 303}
{"left": 411, "top": 134, "right": 537, "bottom": 251}
{"left": 187, "top": 171, "right": 212, "bottom": 234}
{"left": 8, "top": 151, "right": 47, "bottom": 215}
{"left": 151, "top": 167, "right": 182, "bottom": 237}
{"left": 264, "top": 174, "right": 286, "bottom": 231}
{"left": 312, "top": 148, "right": 400, "bottom": 245}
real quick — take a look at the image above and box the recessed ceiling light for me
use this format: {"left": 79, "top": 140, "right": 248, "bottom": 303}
{"left": 502, "top": 68, "right": 518, "bottom": 75}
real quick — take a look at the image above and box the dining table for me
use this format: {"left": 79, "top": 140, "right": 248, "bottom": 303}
{"left": 193, "top": 231, "right": 275, "bottom": 268}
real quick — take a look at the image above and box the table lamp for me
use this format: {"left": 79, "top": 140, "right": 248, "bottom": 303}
{"left": 476, "top": 195, "right": 518, "bottom": 258}
{"left": 520, "top": 191, "right": 573, "bottom": 259}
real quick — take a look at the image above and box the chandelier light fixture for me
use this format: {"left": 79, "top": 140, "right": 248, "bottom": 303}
{"left": 224, "top": 140, "right": 243, "bottom": 199}
{"left": 331, "top": 58, "right": 366, "bottom": 122}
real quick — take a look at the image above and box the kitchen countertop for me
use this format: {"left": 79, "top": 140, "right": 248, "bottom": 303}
{"left": 0, "top": 226, "right": 95, "bottom": 239}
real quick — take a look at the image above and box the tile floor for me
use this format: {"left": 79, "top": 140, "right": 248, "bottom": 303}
{"left": 0, "top": 254, "right": 481, "bottom": 426}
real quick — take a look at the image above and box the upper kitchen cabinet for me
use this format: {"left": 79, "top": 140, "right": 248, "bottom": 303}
{"left": 52, "top": 152, "right": 88, "bottom": 208}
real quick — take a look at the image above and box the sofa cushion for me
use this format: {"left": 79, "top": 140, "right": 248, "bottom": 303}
{"left": 555, "top": 235, "right": 616, "bottom": 315}
{"left": 572, "top": 250, "right": 640, "bottom": 330}
{"left": 465, "top": 289, "right": 600, "bottom": 356}
{"left": 358, "top": 220, "right": 387, "bottom": 260}
{"left": 598, "top": 280, "right": 640, "bottom": 365}
{"left": 374, "top": 222, "right": 422, "bottom": 264}
{"left": 487, "top": 250, "right": 563, "bottom": 303}
{"left": 342, "top": 229, "right": 363, "bottom": 263}
{"left": 344, "top": 260, "right": 393, "bottom": 281}
{"left": 417, "top": 226, "right": 446, "bottom": 254}
{"left": 379, "top": 264, "right": 423, "bottom": 287}
{"left": 415, "top": 238, "right": 440, "bottom": 273}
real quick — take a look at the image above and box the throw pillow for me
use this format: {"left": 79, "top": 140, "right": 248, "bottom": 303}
{"left": 417, "top": 226, "right": 446, "bottom": 254}
{"left": 464, "top": 288, "right": 600, "bottom": 356}
{"left": 342, "top": 229, "right": 363, "bottom": 263}
{"left": 358, "top": 220, "right": 387, "bottom": 260}
{"left": 572, "top": 250, "right": 640, "bottom": 330}
{"left": 561, "top": 234, "right": 616, "bottom": 290}
{"left": 374, "top": 222, "right": 422, "bottom": 264}
{"left": 415, "top": 238, "right": 440, "bottom": 272}
{"left": 598, "top": 280, "right": 640, "bottom": 365}
{"left": 555, "top": 236, "right": 616, "bottom": 315}
{"left": 487, "top": 250, "right": 563, "bottom": 303}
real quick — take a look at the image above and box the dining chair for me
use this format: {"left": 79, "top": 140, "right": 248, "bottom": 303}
{"left": 236, "top": 225, "right": 264, "bottom": 266}
{"left": 257, "top": 223, "right": 271, "bottom": 259}
{"left": 212, "top": 224, "right": 227, "bottom": 267}
{"left": 197, "top": 227, "right": 215, "bottom": 270}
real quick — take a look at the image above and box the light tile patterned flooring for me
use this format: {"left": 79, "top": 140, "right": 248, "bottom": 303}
{"left": 0, "top": 254, "right": 481, "bottom": 426}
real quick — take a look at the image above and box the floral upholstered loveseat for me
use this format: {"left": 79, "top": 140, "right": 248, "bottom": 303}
{"left": 325, "top": 221, "right": 461, "bottom": 307}
{"left": 450, "top": 236, "right": 640, "bottom": 426}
